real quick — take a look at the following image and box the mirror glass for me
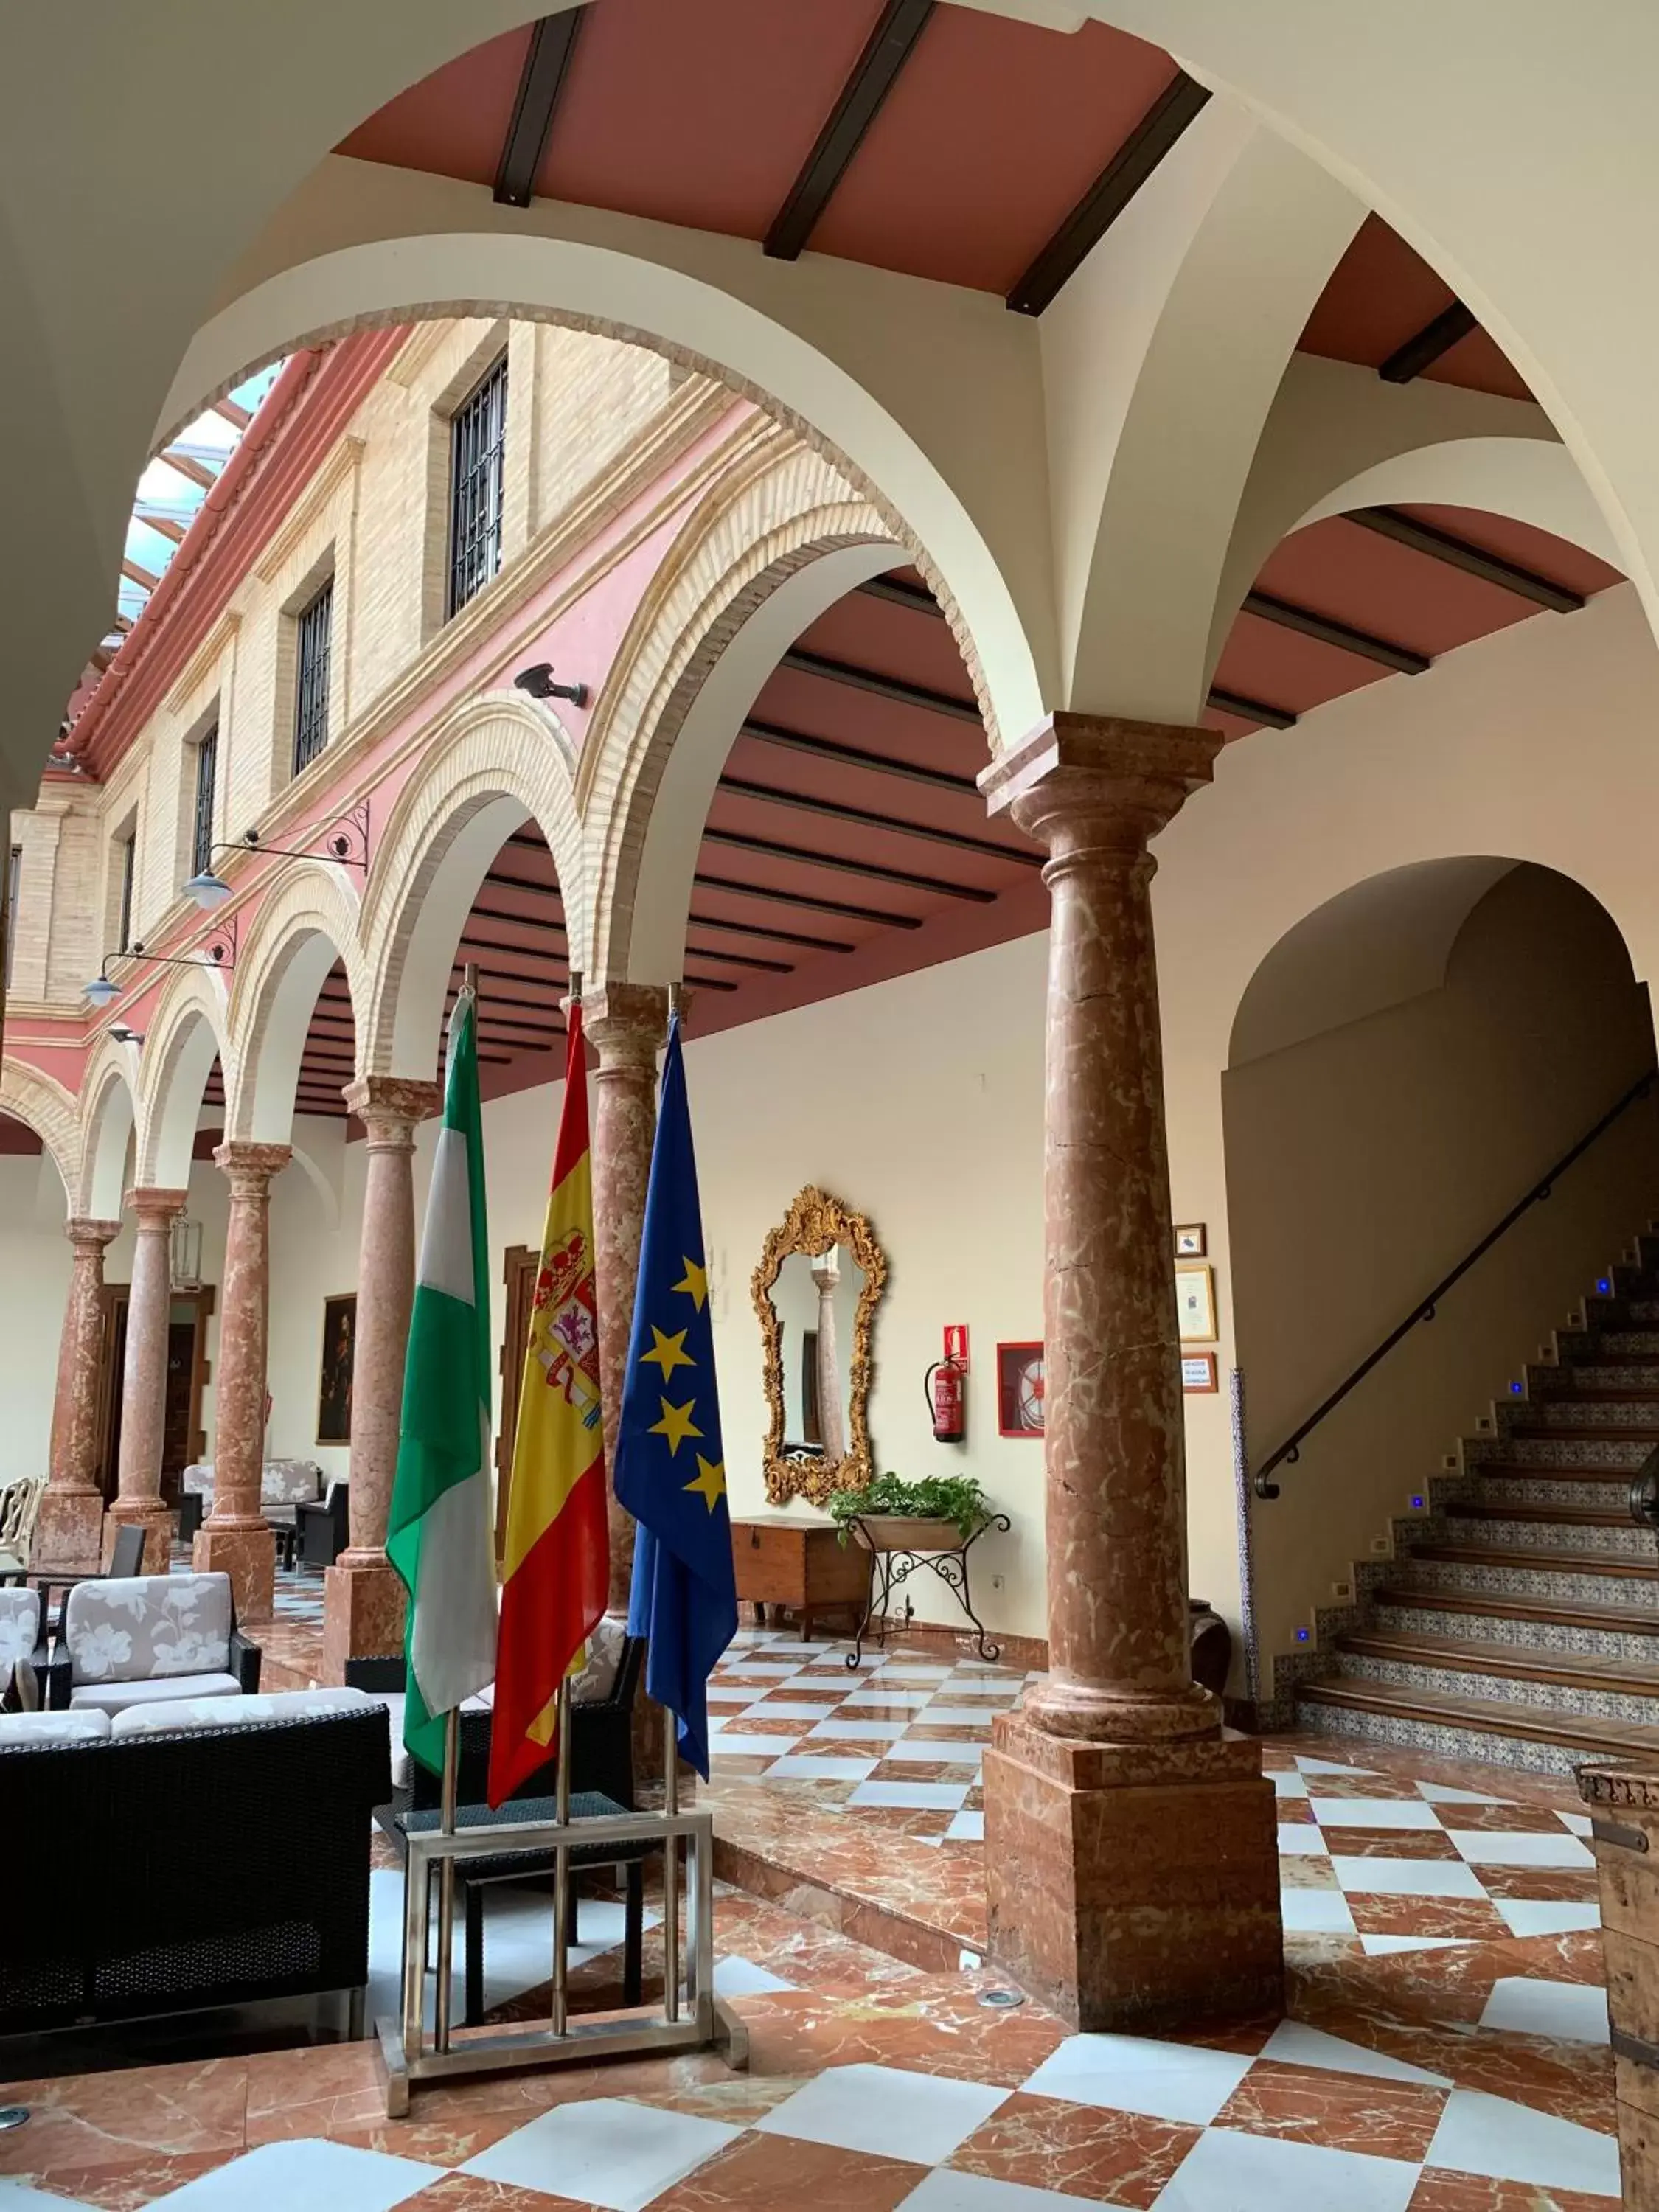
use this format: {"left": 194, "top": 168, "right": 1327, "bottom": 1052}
{"left": 770, "top": 1245, "right": 866, "bottom": 1463}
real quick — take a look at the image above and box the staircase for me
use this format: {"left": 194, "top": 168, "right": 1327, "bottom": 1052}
{"left": 1295, "top": 1231, "right": 1659, "bottom": 1776}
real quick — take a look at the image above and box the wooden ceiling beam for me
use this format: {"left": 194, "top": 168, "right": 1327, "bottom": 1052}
{"left": 494, "top": 10, "right": 585, "bottom": 208}
{"left": 1207, "top": 685, "right": 1298, "bottom": 731}
{"left": 695, "top": 870, "right": 919, "bottom": 931}
{"left": 1242, "top": 589, "right": 1430, "bottom": 676}
{"left": 1379, "top": 300, "right": 1478, "bottom": 384}
{"left": 702, "top": 825, "right": 993, "bottom": 902}
{"left": 764, "top": 0, "right": 936, "bottom": 261}
{"left": 688, "top": 908, "right": 855, "bottom": 955}
{"left": 1006, "top": 71, "right": 1211, "bottom": 316}
{"left": 1348, "top": 507, "right": 1584, "bottom": 611}
{"left": 857, "top": 574, "right": 943, "bottom": 617}
{"left": 160, "top": 448, "right": 218, "bottom": 493}
{"left": 779, "top": 647, "right": 980, "bottom": 723}
{"left": 720, "top": 771, "right": 1036, "bottom": 865}
{"left": 742, "top": 716, "right": 978, "bottom": 796}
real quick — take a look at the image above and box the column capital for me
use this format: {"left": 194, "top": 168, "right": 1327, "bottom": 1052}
{"left": 66, "top": 1216, "right": 122, "bottom": 1251}
{"left": 980, "top": 714, "right": 1222, "bottom": 855}
{"left": 344, "top": 1076, "right": 441, "bottom": 1148}
{"left": 212, "top": 1141, "right": 291, "bottom": 1197}
{"left": 582, "top": 980, "right": 671, "bottom": 1071}
{"left": 125, "top": 1186, "right": 189, "bottom": 1224}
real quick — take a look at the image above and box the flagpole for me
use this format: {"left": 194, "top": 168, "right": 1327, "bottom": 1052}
{"left": 549, "top": 966, "right": 582, "bottom": 2037}
{"left": 661, "top": 978, "right": 684, "bottom": 2027}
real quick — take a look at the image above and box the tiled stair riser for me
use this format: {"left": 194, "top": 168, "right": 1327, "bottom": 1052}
{"left": 1469, "top": 1472, "right": 1632, "bottom": 1510}
{"left": 1525, "top": 1399, "right": 1659, "bottom": 1429}
{"left": 1402, "top": 1557, "right": 1659, "bottom": 1607}
{"left": 1475, "top": 1431, "right": 1652, "bottom": 1468}
{"left": 1441, "top": 1512, "right": 1656, "bottom": 1557}
{"left": 1548, "top": 1363, "right": 1659, "bottom": 1388}
{"left": 1373, "top": 1599, "right": 1659, "bottom": 1664}
{"left": 1599, "top": 1331, "right": 1659, "bottom": 1354}
{"left": 1335, "top": 1649, "right": 1659, "bottom": 1725}
{"left": 1298, "top": 1698, "right": 1593, "bottom": 1776}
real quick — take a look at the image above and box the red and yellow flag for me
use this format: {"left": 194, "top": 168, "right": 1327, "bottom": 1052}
{"left": 487, "top": 1000, "right": 610, "bottom": 1807}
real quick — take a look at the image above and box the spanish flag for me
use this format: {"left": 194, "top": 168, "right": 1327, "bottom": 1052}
{"left": 487, "top": 999, "right": 611, "bottom": 1808}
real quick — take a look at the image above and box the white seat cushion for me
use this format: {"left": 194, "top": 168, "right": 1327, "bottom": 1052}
{"left": 64, "top": 1571, "right": 233, "bottom": 1684}
{"left": 0, "top": 1708, "right": 110, "bottom": 1745}
{"left": 362, "top": 1686, "right": 493, "bottom": 1792}
{"left": 70, "top": 1670, "right": 243, "bottom": 1714}
{"left": 111, "top": 1686, "right": 377, "bottom": 1737}
{"left": 0, "top": 1587, "right": 41, "bottom": 1669}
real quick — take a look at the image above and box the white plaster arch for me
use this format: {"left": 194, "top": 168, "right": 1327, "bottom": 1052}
{"left": 159, "top": 215, "right": 1047, "bottom": 750}
{"left": 224, "top": 864, "right": 368, "bottom": 1142}
{"left": 286, "top": 1126, "right": 344, "bottom": 1232}
{"left": 133, "top": 962, "right": 232, "bottom": 1190}
{"left": 580, "top": 442, "right": 900, "bottom": 984}
{"left": 0, "top": 1055, "right": 82, "bottom": 1211}
{"left": 77, "top": 1041, "right": 142, "bottom": 1219}
{"left": 361, "top": 691, "right": 582, "bottom": 1079}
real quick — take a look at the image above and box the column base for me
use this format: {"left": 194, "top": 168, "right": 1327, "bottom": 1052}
{"left": 192, "top": 1523, "right": 276, "bottom": 1624}
{"left": 984, "top": 1713, "right": 1284, "bottom": 2034}
{"left": 102, "top": 1503, "right": 175, "bottom": 1575}
{"left": 321, "top": 1557, "right": 406, "bottom": 1685}
{"left": 35, "top": 1490, "right": 105, "bottom": 1573}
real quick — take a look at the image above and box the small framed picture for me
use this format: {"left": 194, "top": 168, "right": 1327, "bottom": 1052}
{"left": 1181, "top": 1352, "right": 1218, "bottom": 1394}
{"left": 1174, "top": 1223, "right": 1206, "bottom": 1258}
{"left": 996, "top": 1341, "right": 1046, "bottom": 1437}
{"left": 316, "top": 1292, "right": 358, "bottom": 1445}
{"left": 1175, "top": 1263, "right": 1217, "bottom": 1343}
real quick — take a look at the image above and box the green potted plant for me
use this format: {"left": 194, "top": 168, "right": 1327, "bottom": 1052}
{"left": 828, "top": 1470, "right": 992, "bottom": 1551}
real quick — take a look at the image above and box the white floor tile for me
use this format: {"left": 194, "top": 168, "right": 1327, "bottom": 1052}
{"left": 1448, "top": 1830, "right": 1595, "bottom": 1869}
{"left": 1277, "top": 1824, "right": 1329, "bottom": 1857}
{"left": 708, "top": 1733, "right": 807, "bottom": 1759}
{"left": 911, "top": 1708, "right": 998, "bottom": 1729}
{"left": 1416, "top": 1781, "right": 1509, "bottom": 1806}
{"left": 1360, "top": 1935, "right": 1474, "bottom": 1955}
{"left": 808, "top": 1718, "right": 911, "bottom": 1740}
{"left": 945, "top": 1808, "right": 984, "bottom": 1843}
{"left": 465, "top": 2098, "right": 741, "bottom": 2211}
{"left": 1493, "top": 1899, "right": 1603, "bottom": 1938}
{"left": 736, "top": 1700, "right": 841, "bottom": 1720}
{"left": 849, "top": 1778, "right": 971, "bottom": 1810}
{"left": 1021, "top": 2033, "right": 1252, "bottom": 2125}
{"left": 150, "top": 2141, "right": 446, "bottom": 2212}
{"left": 1479, "top": 1976, "right": 1610, "bottom": 2043}
{"left": 1157, "top": 2126, "right": 1419, "bottom": 2211}
{"left": 1427, "top": 2087, "right": 1621, "bottom": 2195}
{"left": 885, "top": 1742, "right": 984, "bottom": 1767}
{"left": 723, "top": 1661, "right": 807, "bottom": 1677}
{"left": 837, "top": 1689, "right": 936, "bottom": 1709}
{"left": 0, "top": 2187, "right": 100, "bottom": 2212}
{"left": 1330, "top": 1856, "right": 1487, "bottom": 1898}
{"left": 712, "top": 1953, "right": 799, "bottom": 1997}
{"left": 1309, "top": 1797, "right": 1444, "bottom": 1830}
{"left": 707, "top": 1686, "right": 758, "bottom": 1704}
{"left": 897, "top": 2170, "right": 1099, "bottom": 2210}
{"left": 1271, "top": 1770, "right": 1310, "bottom": 1799}
{"left": 876, "top": 1665, "right": 953, "bottom": 1682}
{"left": 757, "top": 2062, "right": 1008, "bottom": 2164}
{"left": 1559, "top": 1811, "right": 1594, "bottom": 1837}
{"left": 765, "top": 1753, "right": 881, "bottom": 1781}
{"left": 1278, "top": 1889, "right": 1358, "bottom": 1935}
{"left": 1260, "top": 2018, "right": 1451, "bottom": 2085}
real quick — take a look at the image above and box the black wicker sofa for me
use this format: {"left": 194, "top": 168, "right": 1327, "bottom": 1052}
{"left": 0, "top": 1697, "right": 389, "bottom": 2038}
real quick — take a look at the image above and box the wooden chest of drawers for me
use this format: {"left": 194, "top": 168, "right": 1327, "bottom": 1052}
{"left": 731, "top": 1515, "right": 870, "bottom": 1642}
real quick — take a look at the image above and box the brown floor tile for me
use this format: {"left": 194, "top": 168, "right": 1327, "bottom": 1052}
{"left": 390, "top": 2175, "right": 600, "bottom": 2212}
{"left": 1430, "top": 1801, "right": 1574, "bottom": 1834}
{"left": 15, "top": 2151, "right": 233, "bottom": 2208}
{"left": 651, "top": 2132, "right": 924, "bottom": 2209}
{"left": 1408, "top": 2168, "right": 1616, "bottom": 2208}
{"left": 0, "top": 2059, "right": 248, "bottom": 2177}
{"left": 1211, "top": 2058, "right": 1448, "bottom": 2160}
{"left": 1315, "top": 1826, "right": 1462, "bottom": 1858}
{"left": 949, "top": 2090, "right": 1200, "bottom": 2210}
{"left": 1344, "top": 1894, "right": 1513, "bottom": 1940}
{"left": 1475, "top": 1865, "right": 1600, "bottom": 1902}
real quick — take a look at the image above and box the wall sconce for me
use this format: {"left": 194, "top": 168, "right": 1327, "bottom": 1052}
{"left": 108, "top": 1024, "right": 144, "bottom": 1048}
{"left": 84, "top": 911, "right": 238, "bottom": 1009}
{"left": 170, "top": 1212, "right": 204, "bottom": 1291}
{"left": 184, "top": 801, "right": 371, "bottom": 910}
{"left": 514, "top": 661, "right": 589, "bottom": 709}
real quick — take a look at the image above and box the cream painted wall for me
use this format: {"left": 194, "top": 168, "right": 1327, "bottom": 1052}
{"left": 0, "top": 1152, "right": 73, "bottom": 1483}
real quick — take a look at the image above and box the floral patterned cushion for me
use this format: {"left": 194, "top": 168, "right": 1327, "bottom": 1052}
{"left": 0, "top": 1708, "right": 110, "bottom": 1746}
{"left": 111, "top": 1686, "right": 377, "bottom": 1738}
{"left": 570, "top": 1613, "right": 627, "bottom": 1705}
{"left": 0, "top": 1587, "right": 41, "bottom": 1670}
{"left": 63, "top": 1571, "right": 232, "bottom": 1685}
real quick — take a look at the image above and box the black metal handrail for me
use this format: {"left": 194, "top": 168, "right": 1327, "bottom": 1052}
{"left": 1253, "top": 1064, "right": 1659, "bottom": 1499}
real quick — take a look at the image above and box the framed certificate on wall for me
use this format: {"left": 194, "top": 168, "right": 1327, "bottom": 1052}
{"left": 1175, "top": 1264, "right": 1217, "bottom": 1343}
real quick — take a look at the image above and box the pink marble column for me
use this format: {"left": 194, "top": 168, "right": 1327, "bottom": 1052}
{"left": 105, "top": 1186, "right": 188, "bottom": 1573}
{"left": 322, "top": 1076, "right": 440, "bottom": 1683}
{"left": 36, "top": 1217, "right": 122, "bottom": 1571}
{"left": 192, "top": 1143, "right": 289, "bottom": 1623}
{"left": 810, "top": 1251, "right": 846, "bottom": 1464}
{"left": 977, "top": 714, "right": 1282, "bottom": 2034}
{"left": 585, "top": 981, "right": 669, "bottom": 1613}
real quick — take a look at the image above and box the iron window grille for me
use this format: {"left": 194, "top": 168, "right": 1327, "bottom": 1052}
{"left": 116, "top": 835, "right": 136, "bottom": 953}
{"left": 191, "top": 723, "right": 218, "bottom": 880}
{"left": 447, "top": 354, "right": 509, "bottom": 619}
{"left": 293, "top": 580, "right": 334, "bottom": 775}
{"left": 4, "top": 845, "right": 18, "bottom": 987}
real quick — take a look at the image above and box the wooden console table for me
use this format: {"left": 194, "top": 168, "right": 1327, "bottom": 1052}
{"left": 730, "top": 1515, "right": 870, "bottom": 1642}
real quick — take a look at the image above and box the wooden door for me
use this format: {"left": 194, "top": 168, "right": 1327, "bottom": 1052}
{"left": 97, "top": 1285, "right": 130, "bottom": 1500}
{"left": 495, "top": 1244, "right": 538, "bottom": 1557}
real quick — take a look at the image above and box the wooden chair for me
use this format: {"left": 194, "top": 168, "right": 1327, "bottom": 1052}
{"left": 0, "top": 1475, "right": 45, "bottom": 1583}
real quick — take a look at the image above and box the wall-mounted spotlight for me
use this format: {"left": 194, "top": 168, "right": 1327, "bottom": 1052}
{"left": 184, "top": 801, "right": 371, "bottom": 910}
{"left": 514, "top": 662, "right": 589, "bottom": 709}
{"left": 109, "top": 1024, "right": 144, "bottom": 1048}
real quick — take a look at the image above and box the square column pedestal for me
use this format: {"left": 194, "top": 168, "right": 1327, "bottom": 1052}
{"left": 985, "top": 1717, "right": 1283, "bottom": 2033}
{"left": 322, "top": 1557, "right": 406, "bottom": 1683}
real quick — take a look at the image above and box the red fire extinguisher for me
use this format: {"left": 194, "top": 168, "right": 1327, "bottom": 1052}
{"left": 925, "top": 1356, "right": 967, "bottom": 1444}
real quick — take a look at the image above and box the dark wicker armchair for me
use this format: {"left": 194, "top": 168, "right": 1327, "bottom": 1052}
{"left": 406, "top": 1632, "right": 644, "bottom": 1815}
{"left": 296, "top": 1480, "right": 350, "bottom": 1568}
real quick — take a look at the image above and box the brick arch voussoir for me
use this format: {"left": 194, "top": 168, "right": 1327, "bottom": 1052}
{"left": 133, "top": 963, "right": 232, "bottom": 1188}
{"left": 1, "top": 1053, "right": 83, "bottom": 1207}
{"left": 223, "top": 863, "right": 369, "bottom": 1138}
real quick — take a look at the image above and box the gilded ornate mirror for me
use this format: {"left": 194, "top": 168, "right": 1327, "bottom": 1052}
{"left": 751, "top": 1186, "right": 887, "bottom": 1506}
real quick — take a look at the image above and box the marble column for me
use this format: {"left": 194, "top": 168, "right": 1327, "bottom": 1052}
{"left": 585, "top": 981, "right": 670, "bottom": 1612}
{"left": 192, "top": 1143, "right": 289, "bottom": 1622}
{"left": 978, "top": 714, "right": 1282, "bottom": 2034}
{"left": 105, "top": 1186, "right": 189, "bottom": 1573}
{"left": 810, "top": 1251, "right": 846, "bottom": 1464}
{"left": 322, "top": 1076, "right": 440, "bottom": 1683}
{"left": 36, "top": 1216, "right": 122, "bottom": 1570}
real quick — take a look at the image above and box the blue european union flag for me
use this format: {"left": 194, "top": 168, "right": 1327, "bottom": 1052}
{"left": 614, "top": 1012, "right": 737, "bottom": 1778}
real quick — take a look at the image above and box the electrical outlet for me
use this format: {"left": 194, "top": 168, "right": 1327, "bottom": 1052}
{"left": 1332, "top": 1582, "right": 1352, "bottom": 1601}
{"left": 1370, "top": 1537, "right": 1389, "bottom": 1554}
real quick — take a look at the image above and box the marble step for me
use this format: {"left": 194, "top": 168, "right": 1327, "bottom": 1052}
{"left": 1335, "top": 1626, "right": 1659, "bottom": 1725}
{"left": 1296, "top": 1673, "right": 1659, "bottom": 1769}
{"left": 1374, "top": 1582, "right": 1659, "bottom": 1664}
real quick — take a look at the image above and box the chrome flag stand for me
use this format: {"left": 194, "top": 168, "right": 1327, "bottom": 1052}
{"left": 378, "top": 1697, "right": 746, "bottom": 2115}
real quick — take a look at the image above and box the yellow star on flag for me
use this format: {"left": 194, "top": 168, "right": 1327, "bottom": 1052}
{"left": 641, "top": 1325, "right": 694, "bottom": 1380}
{"left": 684, "top": 1455, "right": 727, "bottom": 1512}
{"left": 650, "top": 1397, "right": 703, "bottom": 1455}
{"left": 672, "top": 1256, "right": 709, "bottom": 1311}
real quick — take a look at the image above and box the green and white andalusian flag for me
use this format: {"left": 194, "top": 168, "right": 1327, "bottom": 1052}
{"left": 386, "top": 987, "right": 498, "bottom": 1776}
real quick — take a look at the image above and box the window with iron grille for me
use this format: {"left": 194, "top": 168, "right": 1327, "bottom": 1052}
{"left": 447, "top": 354, "right": 509, "bottom": 619}
{"left": 191, "top": 722, "right": 218, "bottom": 880}
{"left": 293, "top": 580, "right": 333, "bottom": 776}
{"left": 116, "top": 833, "right": 136, "bottom": 952}
{"left": 4, "top": 845, "right": 19, "bottom": 987}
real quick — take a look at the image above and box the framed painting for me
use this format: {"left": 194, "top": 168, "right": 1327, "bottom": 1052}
{"left": 316, "top": 1292, "right": 357, "bottom": 1447}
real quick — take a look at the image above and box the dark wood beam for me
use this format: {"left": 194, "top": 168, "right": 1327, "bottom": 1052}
{"left": 764, "top": 0, "right": 935, "bottom": 261}
{"left": 212, "top": 397, "right": 251, "bottom": 431}
{"left": 695, "top": 870, "right": 922, "bottom": 931}
{"left": 720, "top": 772, "right": 1036, "bottom": 866}
{"left": 467, "top": 897, "right": 569, "bottom": 934}
{"left": 1348, "top": 507, "right": 1585, "bottom": 611}
{"left": 1207, "top": 686, "right": 1298, "bottom": 731}
{"left": 482, "top": 867, "right": 564, "bottom": 900}
{"left": 684, "top": 946, "right": 793, "bottom": 975}
{"left": 688, "top": 908, "right": 855, "bottom": 955}
{"left": 702, "top": 826, "right": 993, "bottom": 902}
{"left": 743, "top": 717, "right": 978, "bottom": 796}
{"left": 780, "top": 647, "right": 981, "bottom": 723}
{"left": 857, "top": 573, "right": 943, "bottom": 617}
{"left": 1006, "top": 71, "right": 1211, "bottom": 316}
{"left": 161, "top": 448, "right": 218, "bottom": 493}
{"left": 1379, "top": 300, "right": 1477, "bottom": 384}
{"left": 1242, "top": 589, "right": 1430, "bottom": 676}
{"left": 494, "top": 10, "right": 585, "bottom": 209}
